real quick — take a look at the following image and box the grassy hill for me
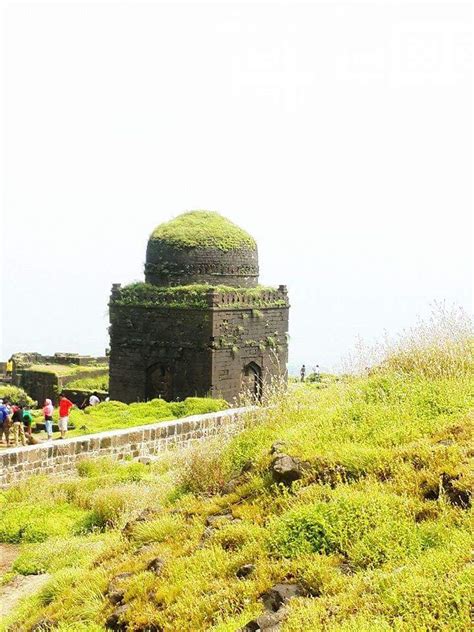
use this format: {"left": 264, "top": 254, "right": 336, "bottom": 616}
{"left": 1, "top": 315, "right": 472, "bottom": 631}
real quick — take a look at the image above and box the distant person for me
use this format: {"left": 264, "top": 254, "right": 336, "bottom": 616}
{"left": 22, "top": 405, "right": 33, "bottom": 439}
{"left": 300, "top": 364, "right": 306, "bottom": 382}
{"left": 314, "top": 364, "right": 321, "bottom": 382}
{"left": 0, "top": 401, "right": 11, "bottom": 445}
{"left": 5, "top": 358, "right": 13, "bottom": 377}
{"left": 89, "top": 392, "right": 100, "bottom": 407}
{"left": 43, "top": 398, "right": 54, "bottom": 440}
{"left": 11, "top": 404, "right": 26, "bottom": 447}
{"left": 58, "top": 394, "right": 74, "bottom": 439}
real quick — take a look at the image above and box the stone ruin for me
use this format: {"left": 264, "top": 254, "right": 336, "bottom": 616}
{"left": 109, "top": 211, "right": 289, "bottom": 403}
{"left": 10, "top": 352, "right": 109, "bottom": 405}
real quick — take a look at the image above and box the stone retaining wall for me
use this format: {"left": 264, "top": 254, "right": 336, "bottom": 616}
{"left": 0, "top": 407, "right": 252, "bottom": 488}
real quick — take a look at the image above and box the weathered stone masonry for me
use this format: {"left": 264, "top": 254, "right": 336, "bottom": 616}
{"left": 0, "top": 407, "right": 251, "bottom": 488}
{"left": 109, "top": 211, "right": 290, "bottom": 404}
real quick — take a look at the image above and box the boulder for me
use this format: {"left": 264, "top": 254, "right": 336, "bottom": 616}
{"left": 146, "top": 557, "right": 165, "bottom": 575}
{"left": 270, "top": 454, "right": 304, "bottom": 485}
{"left": 261, "top": 584, "right": 306, "bottom": 612}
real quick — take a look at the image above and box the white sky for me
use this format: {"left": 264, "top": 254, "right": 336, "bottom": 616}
{"left": 1, "top": 0, "right": 472, "bottom": 372}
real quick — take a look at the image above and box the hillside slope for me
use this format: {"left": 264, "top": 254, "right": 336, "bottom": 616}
{"left": 1, "top": 345, "right": 473, "bottom": 631}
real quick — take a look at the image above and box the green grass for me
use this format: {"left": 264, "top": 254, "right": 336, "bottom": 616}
{"left": 149, "top": 210, "right": 256, "bottom": 251}
{"left": 24, "top": 363, "right": 108, "bottom": 378}
{"left": 0, "top": 385, "right": 34, "bottom": 406}
{"left": 31, "top": 396, "right": 228, "bottom": 438}
{"left": 65, "top": 375, "right": 109, "bottom": 391}
{"left": 1, "top": 319, "right": 472, "bottom": 631}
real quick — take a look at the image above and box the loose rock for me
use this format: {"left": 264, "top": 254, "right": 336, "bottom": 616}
{"left": 261, "top": 584, "right": 306, "bottom": 612}
{"left": 270, "top": 454, "right": 304, "bottom": 486}
{"left": 105, "top": 603, "right": 129, "bottom": 631}
{"left": 240, "top": 606, "right": 288, "bottom": 631}
{"left": 270, "top": 441, "right": 286, "bottom": 455}
{"left": 106, "top": 573, "right": 133, "bottom": 605}
{"left": 146, "top": 557, "right": 165, "bottom": 575}
{"left": 236, "top": 564, "right": 255, "bottom": 579}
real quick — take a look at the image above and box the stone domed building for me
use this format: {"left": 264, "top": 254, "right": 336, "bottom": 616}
{"left": 109, "top": 211, "right": 289, "bottom": 403}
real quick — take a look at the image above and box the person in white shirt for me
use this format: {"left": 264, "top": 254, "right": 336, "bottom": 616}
{"left": 89, "top": 392, "right": 100, "bottom": 406}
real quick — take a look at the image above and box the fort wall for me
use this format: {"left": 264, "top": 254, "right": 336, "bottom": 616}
{"left": 0, "top": 407, "right": 252, "bottom": 487}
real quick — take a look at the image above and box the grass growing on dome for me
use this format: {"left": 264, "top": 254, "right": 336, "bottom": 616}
{"left": 149, "top": 211, "right": 257, "bottom": 251}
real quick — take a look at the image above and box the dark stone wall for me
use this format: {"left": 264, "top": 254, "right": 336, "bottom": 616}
{"left": 14, "top": 371, "right": 58, "bottom": 406}
{"left": 13, "top": 368, "right": 109, "bottom": 405}
{"left": 145, "top": 242, "right": 259, "bottom": 287}
{"left": 210, "top": 307, "right": 289, "bottom": 401}
{"left": 109, "top": 306, "right": 214, "bottom": 403}
{"left": 109, "top": 296, "right": 289, "bottom": 404}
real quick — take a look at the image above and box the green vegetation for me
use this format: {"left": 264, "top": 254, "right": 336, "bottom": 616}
{"left": 26, "top": 364, "right": 108, "bottom": 378}
{"left": 66, "top": 375, "right": 109, "bottom": 391}
{"left": 1, "top": 310, "right": 472, "bottom": 631}
{"left": 149, "top": 210, "right": 256, "bottom": 251}
{"left": 0, "top": 385, "right": 34, "bottom": 407}
{"left": 41, "top": 397, "right": 228, "bottom": 437}
{"left": 111, "top": 283, "right": 288, "bottom": 310}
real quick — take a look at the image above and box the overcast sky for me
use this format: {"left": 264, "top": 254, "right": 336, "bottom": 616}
{"left": 1, "top": 0, "right": 472, "bottom": 372}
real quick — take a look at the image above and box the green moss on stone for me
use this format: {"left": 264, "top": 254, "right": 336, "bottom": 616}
{"left": 149, "top": 211, "right": 256, "bottom": 252}
{"left": 111, "top": 283, "right": 288, "bottom": 310}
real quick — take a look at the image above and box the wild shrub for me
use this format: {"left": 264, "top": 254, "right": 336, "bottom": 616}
{"left": 268, "top": 486, "right": 424, "bottom": 568}
{"left": 13, "top": 533, "right": 119, "bottom": 575}
{"left": 0, "top": 384, "right": 35, "bottom": 406}
{"left": 130, "top": 513, "right": 188, "bottom": 544}
{"left": 177, "top": 439, "right": 232, "bottom": 495}
{"left": 0, "top": 502, "right": 87, "bottom": 544}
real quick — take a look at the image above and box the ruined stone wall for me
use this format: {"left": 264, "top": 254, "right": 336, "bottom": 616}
{"left": 0, "top": 407, "right": 251, "bottom": 488}
{"left": 14, "top": 368, "right": 109, "bottom": 406}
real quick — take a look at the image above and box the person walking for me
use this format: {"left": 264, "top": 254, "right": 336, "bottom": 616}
{"left": 300, "top": 364, "right": 306, "bottom": 382}
{"left": 58, "top": 394, "right": 74, "bottom": 439}
{"left": 0, "top": 401, "right": 11, "bottom": 445}
{"left": 11, "top": 404, "right": 26, "bottom": 447}
{"left": 43, "top": 398, "right": 54, "bottom": 440}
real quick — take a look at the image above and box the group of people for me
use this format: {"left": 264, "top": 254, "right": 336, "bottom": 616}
{"left": 0, "top": 399, "right": 33, "bottom": 447}
{"left": 0, "top": 391, "right": 103, "bottom": 447}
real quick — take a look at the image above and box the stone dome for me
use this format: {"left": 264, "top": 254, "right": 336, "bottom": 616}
{"left": 145, "top": 211, "right": 259, "bottom": 287}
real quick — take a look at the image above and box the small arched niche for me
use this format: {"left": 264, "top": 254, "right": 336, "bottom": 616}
{"left": 146, "top": 363, "right": 173, "bottom": 401}
{"left": 242, "top": 361, "right": 263, "bottom": 402}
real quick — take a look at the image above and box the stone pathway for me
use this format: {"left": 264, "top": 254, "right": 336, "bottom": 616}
{"left": 0, "top": 544, "right": 50, "bottom": 620}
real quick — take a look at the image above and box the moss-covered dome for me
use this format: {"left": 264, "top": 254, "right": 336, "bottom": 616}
{"left": 145, "top": 211, "right": 259, "bottom": 287}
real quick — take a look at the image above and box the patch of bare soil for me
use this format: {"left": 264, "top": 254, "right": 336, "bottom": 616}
{"left": 0, "top": 544, "right": 50, "bottom": 620}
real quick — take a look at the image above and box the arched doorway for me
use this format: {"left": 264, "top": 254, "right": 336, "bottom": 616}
{"left": 146, "top": 363, "right": 173, "bottom": 401}
{"left": 242, "top": 362, "right": 262, "bottom": 401}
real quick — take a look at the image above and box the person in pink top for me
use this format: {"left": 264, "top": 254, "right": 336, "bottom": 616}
{"left": 43, "top": 398, "right": 54, "bottom": 440}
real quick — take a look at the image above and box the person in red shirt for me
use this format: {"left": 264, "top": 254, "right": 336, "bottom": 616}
{"left": 58, "top": 394, "right": 74, "bottom": 439}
